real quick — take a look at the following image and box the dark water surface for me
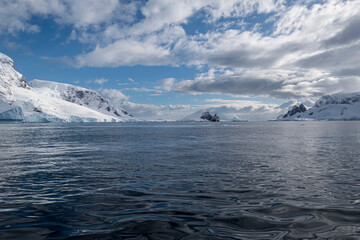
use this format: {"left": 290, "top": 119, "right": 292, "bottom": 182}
{"left": 0, "top": 122, "right": 360, "bottom": 239}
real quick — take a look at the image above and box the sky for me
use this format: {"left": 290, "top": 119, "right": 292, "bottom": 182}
{"left": 1, "top": 0, "right": 360, "bottom": 120}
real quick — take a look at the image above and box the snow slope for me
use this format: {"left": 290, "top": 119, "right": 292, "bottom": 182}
{"left": 0, "top": 52, "right": 28, "bottom": 103}
{"left": 280, "top": 93, "right": 360, "bottom": 120}
{"left": 29, "top": 80, "right": 134, "bottom": 121}
{"left": 0, "top": 52, "right": 135, "bottom": 122}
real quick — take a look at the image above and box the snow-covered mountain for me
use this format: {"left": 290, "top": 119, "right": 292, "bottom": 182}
{"left": 279, "top": 93, "right": 360, "bottom": 120}
{"left": 29, "top": 80, "right": 133, "bottom": 120}
{"left": 277, "top": 104, "right": 307, "bottom": 120}
{"left": 0, "top": 52, "right": 135, "bottom": 123}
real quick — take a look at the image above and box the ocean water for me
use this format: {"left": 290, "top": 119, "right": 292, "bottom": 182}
{"left": 0, "top": 121, "right": 360, "bottom": 239}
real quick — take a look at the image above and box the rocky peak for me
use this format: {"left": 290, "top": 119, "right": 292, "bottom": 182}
{"left": 0, "top": 53, "right": 14, "bottom": 66}
{"left": 0, "top": 52, "right": 29, "bottom": 92}
{"left": 282, "top": 104, "right": 307, "bottom": 119}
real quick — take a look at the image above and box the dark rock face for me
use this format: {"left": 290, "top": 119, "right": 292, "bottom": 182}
{"left": 200, "top": 111, "right": 220, "bottom": 122}
{"left": 33, "top": 107, "right": 42, "bottom": 113}
{"left": 60, "top": 87, "right": 130, "bottom": 117}
{"left": 201, "top": 111, "right": 213, "bottom": 121}
{"left": 282, "top": 104, "right": 307, "bottom": 119}
{"left": 18, "top": 76, "right": 29, "bottom": 89}
{"left": 315, "top": 94, "right": 360, "bottom": 107}
{"left": 212, "top": 114, "right": 220, "bottom": 122}
{"left": 75, "top": 91, "right": 85, "bottom": 99}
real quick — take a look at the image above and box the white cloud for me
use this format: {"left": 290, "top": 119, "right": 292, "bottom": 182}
{"left": 94, "top": 78, "right": 108, "bottom": 85}
{"left": 159, "top": 78, "right": 176, "bottom": 92}
{"left": 164, "top": 0, "right": 360, "bottom": 98}
{"left": 0, "top": 0, "right": 137, "bottom": 34}
{"left": 57, "top": 0, "right": 135, "bottom": 28}
{"left": 132, "top": 0, "right": 282, "bottom": 35}
{"left": 130, "top": 0, "right": 205, "bottom": 36}
{"left": 124, "top": 87, "right": 163, "bottom": 94}
{"left": 75, "top": 39, "right": 175, "bottom": 67}
{"left": 204, "top": 98, "right": 267, "bottom": 107}
{"left": 164, "top": 67, "right": 360, "bottom": 99}
{"left": 101, "top": 88, "right": 129, "bottom": 103}
{"left": 3, "top": 0, "right": 360, "bottom": 100}
{"left": 119, "top": 101, "right": 196, "bottom": 121}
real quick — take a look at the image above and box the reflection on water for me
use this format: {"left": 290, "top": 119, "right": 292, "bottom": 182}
{"left": 0, "top": 122, "right": 360, "bottom": 239}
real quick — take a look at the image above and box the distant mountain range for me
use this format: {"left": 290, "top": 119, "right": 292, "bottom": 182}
{"left": 0, "top": 52, "right": 135, "bottom": 123}
{"left": 183, "top": 93, "right": 360, "bottom": 122}
{"left": 181, "top": 101, "right": 312, "bottom": 122}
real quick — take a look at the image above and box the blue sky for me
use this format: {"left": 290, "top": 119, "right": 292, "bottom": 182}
{"left": 1, "top": 0, "right": 360, "bottom": 120}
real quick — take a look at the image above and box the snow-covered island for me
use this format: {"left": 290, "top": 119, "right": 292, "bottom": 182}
{"left": 0, "top": 52, "right": 135, "bottom": 123}
{"left": 278, "top": 93, "right": 360, "bottom": 121}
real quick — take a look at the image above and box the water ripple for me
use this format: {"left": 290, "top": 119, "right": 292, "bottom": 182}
{"left": 0, "top": 122, "right": 360, "bottom": 239}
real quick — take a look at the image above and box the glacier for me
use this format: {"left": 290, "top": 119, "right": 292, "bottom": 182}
{"left": 0, "top": 52, "right": 135, "bottom": 123}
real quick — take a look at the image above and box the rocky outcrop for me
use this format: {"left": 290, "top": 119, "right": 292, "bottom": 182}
{"left": 200, "top": 111, "right": 220, "bottom": 122}
{"left": 282, "top": 104, "right": 307, "bottom": 119}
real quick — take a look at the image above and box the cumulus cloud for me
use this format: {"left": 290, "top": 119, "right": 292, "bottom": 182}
{"left": 166, "top": 68, "right": 360, "bottom": 99}
{"left": 322, "top": 15, "right": 360, "bottom": 47}
{"left": 101, "top": 88, "right": 129, "bottom": 104}
{"left": 94, "top": 78, "right": 108, "bottom": 85}
{"left": 124, "top": 87, "right": 163, "bottom": 94}
{"left": 159, "top": 78, "right": 176, "bottom": 92}
{"left": 295, "top": 43, "right": 360, "bottom": 69}
{"left": 0, "top": 0, "right": 137, "bottom": 34}
{"left": 56, "top": 0, "right": 136, "bottom": 28}
{"left": 165, "top": 0, "right": 360, "bottom": 98}
{"left": 32, "top": 0, "right": 285, "bottom": 67}
{"left": 3, "top": 0, "right": 360, "bottom": 100}
{"left": 119, "top": 101, "right": 196, "bottom": 121}
{"left": 205, "top": 98, "right": 267, "bottom": 107}
{"left": 75, "top": 39, "right": 175, "bottom": 67}
{"left": 127, "top": 0, "right": 281, "bottom": 36}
